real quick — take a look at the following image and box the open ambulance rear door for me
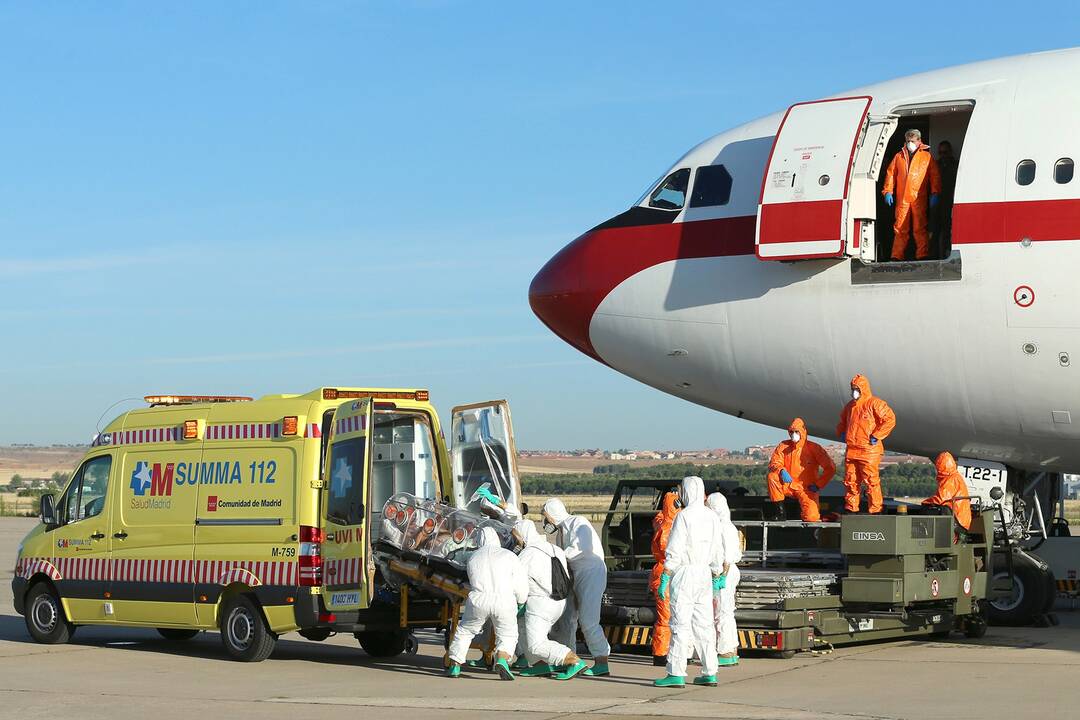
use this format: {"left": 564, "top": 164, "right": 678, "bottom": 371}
{"left": 320, "top": 398, "right": 374, "bottom": 613}
{"left": 449, "top": 401, "right": 523, "bottom": 517}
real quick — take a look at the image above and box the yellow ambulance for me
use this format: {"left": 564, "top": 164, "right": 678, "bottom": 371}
{"left": 12, "top": 388, "right": 522, "bottom": 661}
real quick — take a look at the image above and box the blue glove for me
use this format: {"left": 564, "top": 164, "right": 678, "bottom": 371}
{"left": 517, "top": 603, "right": 527, "bottom": 617}
{"left": 807, "top": 484, "right": 819, "bottom": 494}
{"left": 780, "top": 469, "right": 794, "bottom": 485}
{"left": 475, "top": 485, "right": 500, "bottom": 505}
{"left": 713, "top": 575, "right": 726, "bottom": 592}
{"left": 869, "top": 436, "right": 879, "bottom": 446}
{"left": 657, "top": 573, "right": 670, "bottom": 601}
{"left": 884, "top": 193, "right": 894, "bottom": 207}
{"left": 929, "top": 193, "right": 939, "bottom": 209}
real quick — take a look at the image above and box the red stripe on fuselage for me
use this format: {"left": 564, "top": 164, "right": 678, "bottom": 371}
{"left": 529, "top": 215, "right": 756, "bottom": 360}
{"left": 952, "top": 198, "right": 1080, "bottom": 243}
{"left": 530, "top": 198, "right": 1079, "bottom": 361}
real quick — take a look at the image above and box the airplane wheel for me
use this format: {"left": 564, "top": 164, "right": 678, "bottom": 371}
{"left": 986, "top": 554, "right": 1046, "bottom": 626}
{"left": 1041, "top": 568, "right": 1058, "bottom": 614}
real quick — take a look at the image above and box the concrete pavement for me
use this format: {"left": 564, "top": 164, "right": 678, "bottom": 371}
{"left": 2, "top": 517, "right": 1077, "bottom": 720}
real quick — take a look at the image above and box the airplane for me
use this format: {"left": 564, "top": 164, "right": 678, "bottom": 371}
{"left": 529, "top": 48, "right": 1080, "bottom": 527}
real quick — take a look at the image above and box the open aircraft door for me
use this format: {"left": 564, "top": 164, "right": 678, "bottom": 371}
{"left": 320, "top": 397, "right": 374, "bottom": 612}
{"left": 450, "top": 401, "right": 523, "bottom": 518}
{"left": 757, "top": 96, "right": 895, "bottom": 261}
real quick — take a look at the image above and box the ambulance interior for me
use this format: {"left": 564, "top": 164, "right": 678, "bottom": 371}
{"left": 871, "top": 102, "right": 972, "bottom": 262}
{"left": 322, "top": 407, "right": 439, "bottom": 548}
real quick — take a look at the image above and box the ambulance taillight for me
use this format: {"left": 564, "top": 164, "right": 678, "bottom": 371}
{"left": 298, "top": 525, "right": 324, "bottom": 586}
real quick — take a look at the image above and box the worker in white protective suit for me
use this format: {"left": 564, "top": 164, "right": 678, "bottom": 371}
{"left": 542, "top": 498, "right": 612, "bottom": 677}
{"left": 707, "top": 492, "right": 742, "bottom": 666}
{"left": 511, "top": 519, "right": 585, "bottom": 679}
{"left": 654, "top": 476, "right": 724, "bottom": 688}
{"left": 446, "top": 527, "right": 528, "bottom": 679}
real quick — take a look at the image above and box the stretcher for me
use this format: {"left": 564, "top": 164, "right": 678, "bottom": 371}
{"left": 374, "top": 493, "right": 516, "bottom": 665}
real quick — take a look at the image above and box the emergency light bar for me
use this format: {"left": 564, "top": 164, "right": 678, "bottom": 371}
{"left": 144, "top": 395, "right": 254, "bottom": 406}
{"left": 322, "top": 388, "right": 429, "bottom": 402}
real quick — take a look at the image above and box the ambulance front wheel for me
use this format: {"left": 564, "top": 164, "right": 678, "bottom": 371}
{"left": 24, "top": 582, "right": 74, "bottom": 645}
{"left": 220, "top": 595, "right": 277, "bottom": 662}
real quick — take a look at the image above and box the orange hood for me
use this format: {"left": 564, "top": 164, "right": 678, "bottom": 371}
{"left": 851, "top": 374, "right": 873, "bottom": 402}
{"left": 659, "top": 490, "right": 680, "bottom": 521}
{"left": 788, "top": 418, "right": 807, "bottom": 447}
{"left": 935, "top": 452, "right": 958, "bottom": 478}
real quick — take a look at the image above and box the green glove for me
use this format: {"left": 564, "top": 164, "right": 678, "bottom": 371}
{"left": 517, "top": 603, "right": 527, "bottom": 617}
{"left": 713, "top": 575, "right": 727, "bottom": 592}
{"left": 657, "top": 573, "right": 670, "bottom": 601}
{"left": 475, "top": 485, "right": 501, "bottom": 505}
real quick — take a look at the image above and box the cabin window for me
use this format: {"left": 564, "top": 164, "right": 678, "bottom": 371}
{"left": 1015, "top": 160, "right": 1036, "bottom": 186}
{"left": 58, "top": 456, "right": 112, "bottom": 525}
{"left": 1054, "top": 158, "right": 1074, "bottom": 184}
{"left": 689, "top": 164, "right": 733, "bottom": 208}
{"left": 647, "top": 168, "right": 690, "bottom": 211}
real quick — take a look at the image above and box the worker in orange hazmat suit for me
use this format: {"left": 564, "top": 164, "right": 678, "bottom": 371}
{"left": 884, "top": 128, "right": 941, "bottom": 261}
{"left": 837, "top": 375, "right": 896, "bottom": 514}
{"left": 649, "top": 490, "right": 680, "bottom": 664}
{"left": 766, "top": 418, "right": 836, "bottom": 522}
{"left": 922, "top": 452, "right": 973, "bottom": 531}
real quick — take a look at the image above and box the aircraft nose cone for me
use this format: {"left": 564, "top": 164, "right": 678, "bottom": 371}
{"left": 529, "top": 233, "right": 600, "bottom": 361}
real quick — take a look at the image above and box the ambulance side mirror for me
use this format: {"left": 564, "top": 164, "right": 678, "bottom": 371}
{"left": 39, "top": 494, "right": 57, "bottom": 527}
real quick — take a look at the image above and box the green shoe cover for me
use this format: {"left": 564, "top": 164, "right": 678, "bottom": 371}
{"left": 512, "top": 656, "right": 530, "bottom": 670}
{"left": 445, "top": 664, "right": 461, "bottom": 678}
{"left": 717, "top": 655, "right": 739, "bottom": 666}
{"left": 519, "top": 663, "right": 556, "bottom": 677}
{"left": 583, "top": 661, "right": 610, "bottom": 677}
{"left": 494, "top": 658, "right": 515, "bottom": 681}
{"left": 553, "top": 659, "right": 588, "bottom": 680}
{"left": 692, "top": 674, "right": 718, "bottom": 686}
{"left": 653, "top": 674, "right": 685, "bottom": 687}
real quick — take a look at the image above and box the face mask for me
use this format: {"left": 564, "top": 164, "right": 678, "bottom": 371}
{"left": 791, "top": 432, "right": 801, "bottom": 443}
{"left": 542, "top": 520, "right": 557, "bottom": 534}
{"left": 852, "top": 389, "right": 861, "bottom": 400}
{"left": 906, "top": 141, "right": 918, "bottom": 153}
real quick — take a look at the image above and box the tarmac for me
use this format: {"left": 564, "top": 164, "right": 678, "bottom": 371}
{"left": 1, "top": 516, "right": 1078, "bottom": 720}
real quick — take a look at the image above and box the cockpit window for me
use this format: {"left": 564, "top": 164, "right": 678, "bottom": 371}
{"left": 689, "top": 164, "right": 733, "bottom": 208}
{"left": 647, "top": 168, "right": 690, "bottom": 211}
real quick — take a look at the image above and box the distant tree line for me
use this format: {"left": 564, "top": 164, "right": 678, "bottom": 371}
{"left": 522, "top": 462, "right": 936, "bottom": 497}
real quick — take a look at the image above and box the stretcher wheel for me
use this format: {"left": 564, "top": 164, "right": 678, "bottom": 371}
{"left": 405, "top": 633, "right": 419, "bottom": 655}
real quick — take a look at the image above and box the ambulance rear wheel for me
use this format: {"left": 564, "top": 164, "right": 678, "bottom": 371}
{"left": 356, "top": 629, "right": 408, "bottom": 658}
{"left": 157, "top": 628, "right": 199, "bottom": 641}
{"left": 220, "top": 595, "right": 276, "bottom": 662}
{"left": 25, "top": 582, "right": 73, "bottom": 645}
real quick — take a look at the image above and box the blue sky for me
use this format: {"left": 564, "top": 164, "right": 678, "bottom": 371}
{"left": 2, "top": 2, "right": 1077, "bottom": 448}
